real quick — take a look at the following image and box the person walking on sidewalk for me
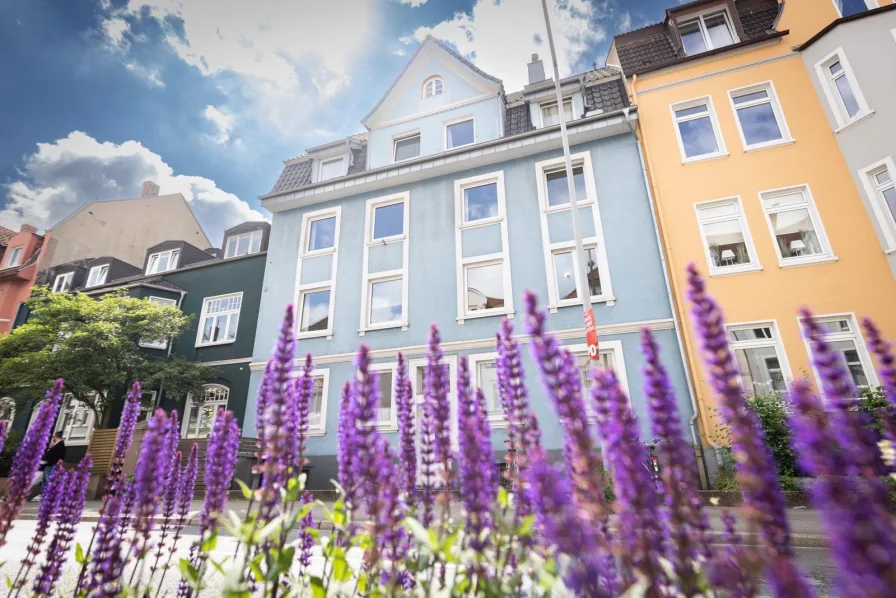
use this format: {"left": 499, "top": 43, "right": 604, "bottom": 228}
{"left": 28, "top": 432, "right": 66, "bottom": 500}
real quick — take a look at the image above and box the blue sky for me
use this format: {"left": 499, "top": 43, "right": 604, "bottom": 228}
{"left": 0, "top": 0, "right": 669, "bottom": 244}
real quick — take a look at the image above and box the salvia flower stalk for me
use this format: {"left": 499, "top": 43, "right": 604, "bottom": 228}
{"left": 863, "top": 317, "right": 896, "bottom": 410}
{"left": 12, "top": 462, "right": 65, "bottom": 593}
{"left": 348, "top": 345, "right": 386, "bottom": 522}
{"left": 0, "top": 379, "right": 64, "bottom": 546}
{"left": 336, "top": 381, "right": 355, "bottom": 506}
{"left": 159, "top": 443, "right": 198, "bottom": 596}
{"left": 457, "top": 383, "right": 496, "bottom": 553}
{"left": 295, "top": 353, "right": 315, "bottom": 474}
{"left": 687, "top": 264, "right": 812, "bottom": 598}
{"left": 0, "top": 420, "right": 7, "bottom": 455}
{"left": 395, "top": 353, "right": 417, "bottom": 499}
{"left": 296, "top": 490, "right": 315, "bottom": 579}
{"left": 424, "top": 324, "right": 453, "bottom": 481}
{"left": 85, "top": 492, "right": 127, "bottom": 598}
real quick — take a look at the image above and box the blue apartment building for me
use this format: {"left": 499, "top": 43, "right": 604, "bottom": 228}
{"left": 251, "top": 37, "right": 699, "bottom": 487}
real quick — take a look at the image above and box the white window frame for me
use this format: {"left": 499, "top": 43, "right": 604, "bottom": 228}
{"left": 318, "top": 156, "right": 345, "bottom": 182}
{"left": 694, "top": 197, "right": 762, "bottom": 276}
{"left": 359, "top": 193, "right": 410, "bottom": 334}
{"left": 181, "top": 384, "right": 229, "bottom": 439}
{"left": 858, "top": 156, "right": 896, "bottom": 253}
{"left": 4, "top": 246, "right": 23, "bottom": 268}
{"left": 146, "top": 249, "right": 180, "bottom": 274}
{"left": 539, "top": 97, "right": 574, "bottom": 128}
{"left": 676, "top": 7, "right": 739, "bottom": 55}
{"left": 444, "top": 116, "right": 475, "bottom": 150}
{"left": 55, "top": 395, "right": 96, "bottom": 446}
{"left": 727, "top": 81, "right": 793, "bottom": 152}
{"left": 453, "top": 171, "right": 514, "bottom": 323}
{"left": 0, "top": 397, "right": 16, "bottom": 429}
{"left": 670, "top": 96, "right": 728, "bottom": 163}
{"left": 393, "top": 131, "right": 421, "bottom": 164}
{"left": 52, "top": 272, "right": 74, "bottom": 293}
{"left": 86, "top": 264, "right": 109, "bottom": 288}
{"left": 140, "top": 296, "right": 178, "bottom": 349}
{"left": 814, "top": 48, "right": 873, "bottom": 131}
{"left": 468, "top": 352, "right": 511, "bottom": 428}
{"left": 566, "top": 340, "right": 629, "bottom": 422}
{"left": 422, "top": 76, "right": 444, "bottom": 98}
{"left": 831, "top": 0, "right": 878, "bottom": 17}
{"left": 726, "top": 320, "right": 793, "bottom": 396}
{"left": 799, "top": 313, "right": 879, "bottom": 399}
{"left": 758, "top": 184, "right": 836, "bottom": 268}
{"left": 296, "top": 207, "right": 341, "bottom": 340}
{"left": 408, "top": 356, "right": 459, "bottom": 451}
{"left": 290, "top": 367, "right": 329, "bottom": 436}
{"left": 195, "top": 292, "right": 243, "bottom": 347}
{"left": 224, "top": 229, "right": 263, "bottom": 258}
{"left": 535, "top": 152, "right": 614, "bottom": 311}
{"left": 370, "top": 361, "right": 399, "bottom": 431}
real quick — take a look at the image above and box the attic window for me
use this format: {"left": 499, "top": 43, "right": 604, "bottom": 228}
{"left": 224, "top": 230, "right": 263, "bottom": 258}
{"left": 3, "top": 246, "right": 23, "bottom": 268}
{"left": 86, "top": 264, "right": 109, "bottom": 288}
{"left": 147, "top": 249, "right": 180, "bottom": 274}
{"left": 52, "top": 272, "right": 74, "bottom": 293}
{"left": 679, "top": 11, "right": 736, "bottom": 56}
{"left": 422, "top": 76, "right": 444, "bottom": 98}
{"left": 319, "top": 157, "right": 344, "bottom": 182}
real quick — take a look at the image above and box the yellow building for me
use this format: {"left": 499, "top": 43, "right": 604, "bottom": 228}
{"left": 608, "top": 0, "right": 896, "bottom": 446}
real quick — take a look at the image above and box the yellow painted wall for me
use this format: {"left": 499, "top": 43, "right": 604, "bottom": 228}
{"left": 631, "top": 0, "right": 896, "bottom": 442}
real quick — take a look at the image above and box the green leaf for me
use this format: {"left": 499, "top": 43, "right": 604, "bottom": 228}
{"left": 75, "top": 542, "right": 85, "bottom": 564}
{"left": 497, "top": 486, "right": 509, "bottom": 510}
{"left": 517, "top": 514, "right": 535, "bottom": 537}
{"left": 235, "top": 478, "right": 253, "bottom": 500}
{"left": 332, "top": 555, "right": 351, "bottom": 582}
{"left": 209, "top": 558, "right": 227, "bottom": 576}
{"left": 405, "top": 517, "right": 433, "bottom": 549}
{"left": 201, "top": 532, "right": 218, "bottom": 553}
{"left": 310, "top": 576, "right": 326, "bottom": 598}
{"left": 178, "top": 559, "right": 200, "bottom": 586}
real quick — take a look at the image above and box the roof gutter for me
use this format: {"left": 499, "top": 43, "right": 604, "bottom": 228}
{"left": 796, "top": 4, "right": 896, "bottom": 51}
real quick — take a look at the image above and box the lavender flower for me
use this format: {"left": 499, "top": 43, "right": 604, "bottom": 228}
{"left": 523, "top": 291, "right": 609, "bottom": 528}
{"left": 130, "top": 409, "right": 172, "bottom": 562}
{"left": 336, "top": 381, "right": 355, "bottom": 504}
{"left": 457, "top": 384, "right": 496, "bottom": 552}
{"left": 157, "top": 443, "right": 199, "bottom": 594}
{"left": 13, "top": 463, "right": 65, "bottom": 592}
{"left": 417, "top": 380, "right": 437, "bottom": 528}
{"left": 32, "top": 455, "right": 91, "bottom": 597}
{"left": 151, "top": 449, "right": 182, "bottom": 579}
{"left": 297, "top": 490, "right": 315, "bottom": 578}
{"left": 200, "top": 410, "right": 240, "bottom": 535}
{"left": 395, "top": 353, "right": 417, "bottom": 498}
{"left": 592, "top": 367, "right": 664, "bottom": 592}
{"left": 294, "top": 353, "right": 314, "bottom": 478}
{"left": 349, "top": 345, "right": 385, "bottom": 518}
{"left": 641, "top": 329, "right": 710, "bottom": 581}
{"left": 86, "top": 492, "right": 127, "bottom": 598}
{"left": 0, "top": 379, "right": 64, "bottom": 546}
{"left": 425, "top": 325, "right": 453, "bottom": 475}
{"left": 687, "top": 264, "right": 812, "bottom": 597}
{"left": 117, "top": 479, "right": 135, "bottom": 540}
{"left": 108, "top": 382, "right": 142, "bottom": 497}
{"left": 496, "top": 318, "right": 541, "bottom": 454}
{"left": 255, "top": 361, "right": 274, "bottom": 446}
{"left": 373, "top": 436, "right": 408, "bottom": 579}
{"left": 863, "top": 318, "right": 896, "bottom": 409}
{"left": 710, "top": 511, "right": 759, "bottom": 598}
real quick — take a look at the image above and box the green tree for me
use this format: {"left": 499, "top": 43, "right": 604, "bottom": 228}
{"left": 0, "top": 286, "right": 218, "bottom": 426}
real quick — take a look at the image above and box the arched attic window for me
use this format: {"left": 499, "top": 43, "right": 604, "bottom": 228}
{"left": 422, "top": 76, "right": 444, "bottom": 99}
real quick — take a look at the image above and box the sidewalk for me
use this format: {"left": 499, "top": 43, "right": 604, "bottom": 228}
{"left": 16, "top": 500, "right": 830, "bottom": 547}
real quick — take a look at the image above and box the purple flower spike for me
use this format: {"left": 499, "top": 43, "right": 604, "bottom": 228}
{"left": 523, "top": 291, "right": 610, "bottom": 528}
{"left": 349, "top": 345, "right": 387, "bottom": 518}
{"left": 296, "top": 353, "right": 315, "bottom": 472}
{"left": 201, "top": 410, "right": 240, "bottom": 536}
{"left": 686, "top": 265, "right": 811, "bottom": 597}
{"left": 13, "top": 463, "right": 66, "bottom": 592}
{"left": 863, "top": 318, "right": 896, "bottom": 409}
{"left": 108, "top": 382, "right": 142, "bottom": 498}
{"left": 0, "top": 379, "right": 64, "bottom": 546}
{"left": 592, "top": 368, "right": 665, "bottom": 591}
{"left": 297, "top": 490, "right": 315, "bottom": 577}
{"left": 425, "top": 325, "right": 453, "bottom": 475}
{"left": 151, "top": 448, "right": 183, "bottom": 577}
{"left": 458, "top": 385, "right": 496, "bottom": 552}
{"left": 496, "top": 318, "right": 541, "bottom": 454}
{"left": 32, "top": 455, "right": 91, "bottom": 597}
{"left": 131, "top": 409, "right": 172, "bottom": 558}
{"left": 396, "top": 354, "right": 417, "bottom": 499}
{"left": 86, "top": 492, "right": 127, "bottom": 598}
{"left": 255, "top": 361, "right": 274, "bottom": 446}
{"left": 373, "top": 437, "right": 408, "bottom": 575}
{"left": 0, "top": 420, "right": 7, "bottom": 455}
{"left": 336, "top": 381, "right": 356, "bottom": 504}
{"left": 418, "top": 381, "right": 437, "bottom": 528}
{"left": 710, "top": 511, "right": 759, "bottom": 598}
{"left": 641, "top": 329, "right": 710, "bottom": 575}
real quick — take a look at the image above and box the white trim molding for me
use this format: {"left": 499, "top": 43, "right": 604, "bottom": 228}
{"left": 757, "top": 184, "right": 836, "bottom": 268}
{"left": 453, "top": 170, "right": 514, "bottom": 323}
{"left": 359, "top": 192, "right": 410, "bottom": 335}
{"left": 468, "top": 352, "right": 509, "bottom": 428}
{"left": 370, "top": 361, "right": 399, "bottom": 431}
{"left": 670, "top": 95, "right": 728, "bottom": 164}
{"left": 858, "top": 156, "right": 896, "bottom": 253}
{"left": 296, "top": 206, "right": 342, "bottom": 340}
{"left": 534, "top": 151, "right": 614, "bottom": 312}
{"left": 813, "top": 47, "right": 873, "bottom": 131}
{"left": 195, "top": 292, "right": 243, "bottom": 348}
{"left": 444, "top": 115, "right": 475, "bottom": 150}
{"left": 727, "top": 80, "right": 794, "bottom": 152}
{"left": 694, "top": 196, "right": 762, "bottom": 277}
{"left": 725, "top": 320, "right": 793, "bottom": 396}
{"left": 140, "top": 295, "right": 178, "bottom": 349}
{"left": 798, "top": 312, "right": 879, "bottom": 399}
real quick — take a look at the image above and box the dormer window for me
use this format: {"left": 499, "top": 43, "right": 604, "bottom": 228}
{"left": 422, "top": 76, "right": 444, "bottom": 98}
{"left": 3, "top": 246, "right": 23, "bottom": 268}
{"left": 52, "top": 272, "right": 73, "bottom": 293}
{"left": 679, "top": 11, "right": 735, "bottom": 56}
{"left": 224, "top": 230, "right": 263, "bottom": 258}
{"left": 86, "top": 264, "right": 109, "bottom": 288}
{"left": 541, "top": 99, "right": 573, "bottom": 127}
{"left": 146, "top": 249, "right": 179, "bottom": 274}
{"left": 394, "top": 133, "right": 421, "bottom": 162}
{"left": 319, "top": 157, "right": 345, "bottom": 182}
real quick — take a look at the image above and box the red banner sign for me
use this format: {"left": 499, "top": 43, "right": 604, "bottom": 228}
{"left": 584, "top": 308, "right": 599, "bottom": 360}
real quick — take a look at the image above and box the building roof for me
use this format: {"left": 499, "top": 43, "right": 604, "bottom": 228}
{"left": 0, "top": 226, "right": 15, "bottom": 247}
{"left": 797, "top": 3, "right": 896, "bottom": 51}
{"left": 613, "top": 0, "right": 782, "bottom": 76}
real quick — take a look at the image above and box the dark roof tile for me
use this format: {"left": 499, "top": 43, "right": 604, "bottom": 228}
{"left": 269, "top": 159, "right": 312, "bottom": 194}
{"left": 504, "top": 103, "right": 535, "bottom": 137}
{"left": 347, "top": 144, "right": 367, "bottom": 175}
{"left": 0, "top": 226, "right": 15, "bottom": 247}
{"left": 737, "top": 0, "right": 781, "bottom": 38}
{"left": 584, "top": 78, "right": 630, "bottom": 114}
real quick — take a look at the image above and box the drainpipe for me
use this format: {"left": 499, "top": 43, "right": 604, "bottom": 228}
{"left": 621, "top": 106, "right": 712, "bottom": 487}
{"left": 154, "top": 288, "right": 187, "bottom": 410}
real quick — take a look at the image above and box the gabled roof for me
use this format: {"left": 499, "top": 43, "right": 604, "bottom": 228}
{"left": 361, "top": 35, "right": 504, "bottom": 127}
{"left": 0, "top": 226, "right": 15, "bottom": 247}
{"left": 798, "top": 3, "right": 896, "bottom": 51}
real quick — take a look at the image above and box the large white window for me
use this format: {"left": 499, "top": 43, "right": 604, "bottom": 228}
{"left": 309, "top": 370, "right": 329, "bottom": 435}
{"left": 540, "top": 98, "right": 573, "bottom": 127}
{"left": 196, "top": 293, "right": 242, "bottom": 347}
{"left": 468, "top": 353, "right": 508, "bottom": 427}
{"left": 727, "top": 322, "right": 792, "bottom": 396}
{"left": 297, "top": 207, "right": 341, "bottom": 339}
{"left": 318, "top": 157, "right": 345, "bottom": 182}
{"left": 56, "top": 395, "right": 96, "bottom": 446}
{"left": 859, "top": 157, "right": 896, "bottom": 253}
{"left": 146, "top": 249, "right": 180, "bottom": 274}
{"left": 422, "top": 76, "right": 444, "bottom": 98}
{"left": 671, "top": 97, "right": 727, "bottom": 163}
{"left": 86, "top": 264, "right": 109, "bottom": 288}
{"left": 728, "top": 82, "right": 792, "bottom": 151}
{"left": 535, "top": 152, "right": 613, "bottom": 310}
{"left": 140, "top": 296, "right": 178, "bottom": 349}
{"left": 360, "top": 193, "right": 409, "bottom": 333}
{"left": 182, "top": 384, "right": 229, "bottom": 438}
{"left": 759, "top": 185, "right": 834, "bottom": 267}
{"left": 694, "top": 197, "right": 761, "bottom": 276}
{"left": 4, "top": 246, "right": 23, "bottom": 268}
{"left": 370, "top": 362, "right": 398, "bottom": 430}
{"left": 224, "top": 230, "right": 263, "bottom": 258}
{"left": 815, "top": 49, "right": 871, "bottom": 130}
{"left": 52, "top": 272, "right": 74, "bottom": 293}
{"left": 801, "top": 314, "right": 878, "bottom": 398}
{"left": 393, "top": 133, "right": 421, "bottom": 163}
{"left": 445, "top": 118, "right": 474, "bottom": 149}
{"left": 678, "top": 10, "right": 737, "bottom": 55}
{"left": 833, "top": 0, "right": 877, "bottom": 17}
{"left": 454, "top": 172, "right": 513, "bottom": 322}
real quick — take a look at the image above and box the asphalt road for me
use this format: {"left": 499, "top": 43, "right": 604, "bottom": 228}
{"left": 0, "top": 521, "right": 837, "bottom": 596}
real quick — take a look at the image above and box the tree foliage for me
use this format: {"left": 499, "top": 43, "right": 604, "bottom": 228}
{"left": 0, "top": 287, "right": 217, "bottom": 424}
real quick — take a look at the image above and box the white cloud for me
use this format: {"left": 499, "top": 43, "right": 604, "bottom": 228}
{"left": 203, "top": 105, "right": 235, "bottom": 144}
{"left": 395, "top": 0, "right": 428, "bottom": 6}
{"left": 404, "top": 0, "right": 605, "bottom": 92}
{"left": 124, "top": 62, "right": 165, "bottom": 87}
{"left": 102, "top": 17, "right": 131, "bottom": 52}
{"left": 0, "top": 132, "right": 265, "bottom": 243}
{"left": 392, "top": 48, "right": 407, "bottom": 57}
{"left": 619, "top": 12, "right": 632, "bottom": 33}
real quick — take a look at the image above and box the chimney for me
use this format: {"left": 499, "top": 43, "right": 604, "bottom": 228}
{"left": 20, "top": 224, "right": 37, "bottom": 233}
{"left": 141, "top": 180, "right": 160, "bottom": 198}
{"left": 528, "top": 53, "right": 546, "bottom": 85}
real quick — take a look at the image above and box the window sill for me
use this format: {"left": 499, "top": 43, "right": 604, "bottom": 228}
{"left": 297, "top": 330, "right": 333, "bottom": 340}
{"left": 307, "top": 430, "right": 327, "bottom": 437}
{"left": 886, "top": 248, "right": 896, "bottom": 255}
{"left": 367, "top": 234, "right": 406, "bottom": 246}
{"left": 682, "top": 152, "right": 729, "bottom": 165}
{"left": 742, "top": 138, "right": 795, "bottom": 152}
{"left": 708, "top": 264, "right": 763, "bottom": 277}
{"left": 358, "top": 322, "right": 408, "bottom": 336}
{"left": 457, "top": 309, "right": 515, "bottom": 324}
{"left": 543, "top": 199, "right": 595, "bottom": 214}
{"left": 835, "top": 110, "right": 875, "bottom": 134}
{"left": 301, "top": 247, "right": 336, "bottom": 258}
{"left": 459, "top": 216, "right": 504, "bottom": 230}
{"left": 777, "top": 255, "right": 839, "bottom": 269}
{"left": 195, "top": 340, "right": 237, "bottom": 348}
{"left": 549, "top": 295, "right": 617, "bottom": 313}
